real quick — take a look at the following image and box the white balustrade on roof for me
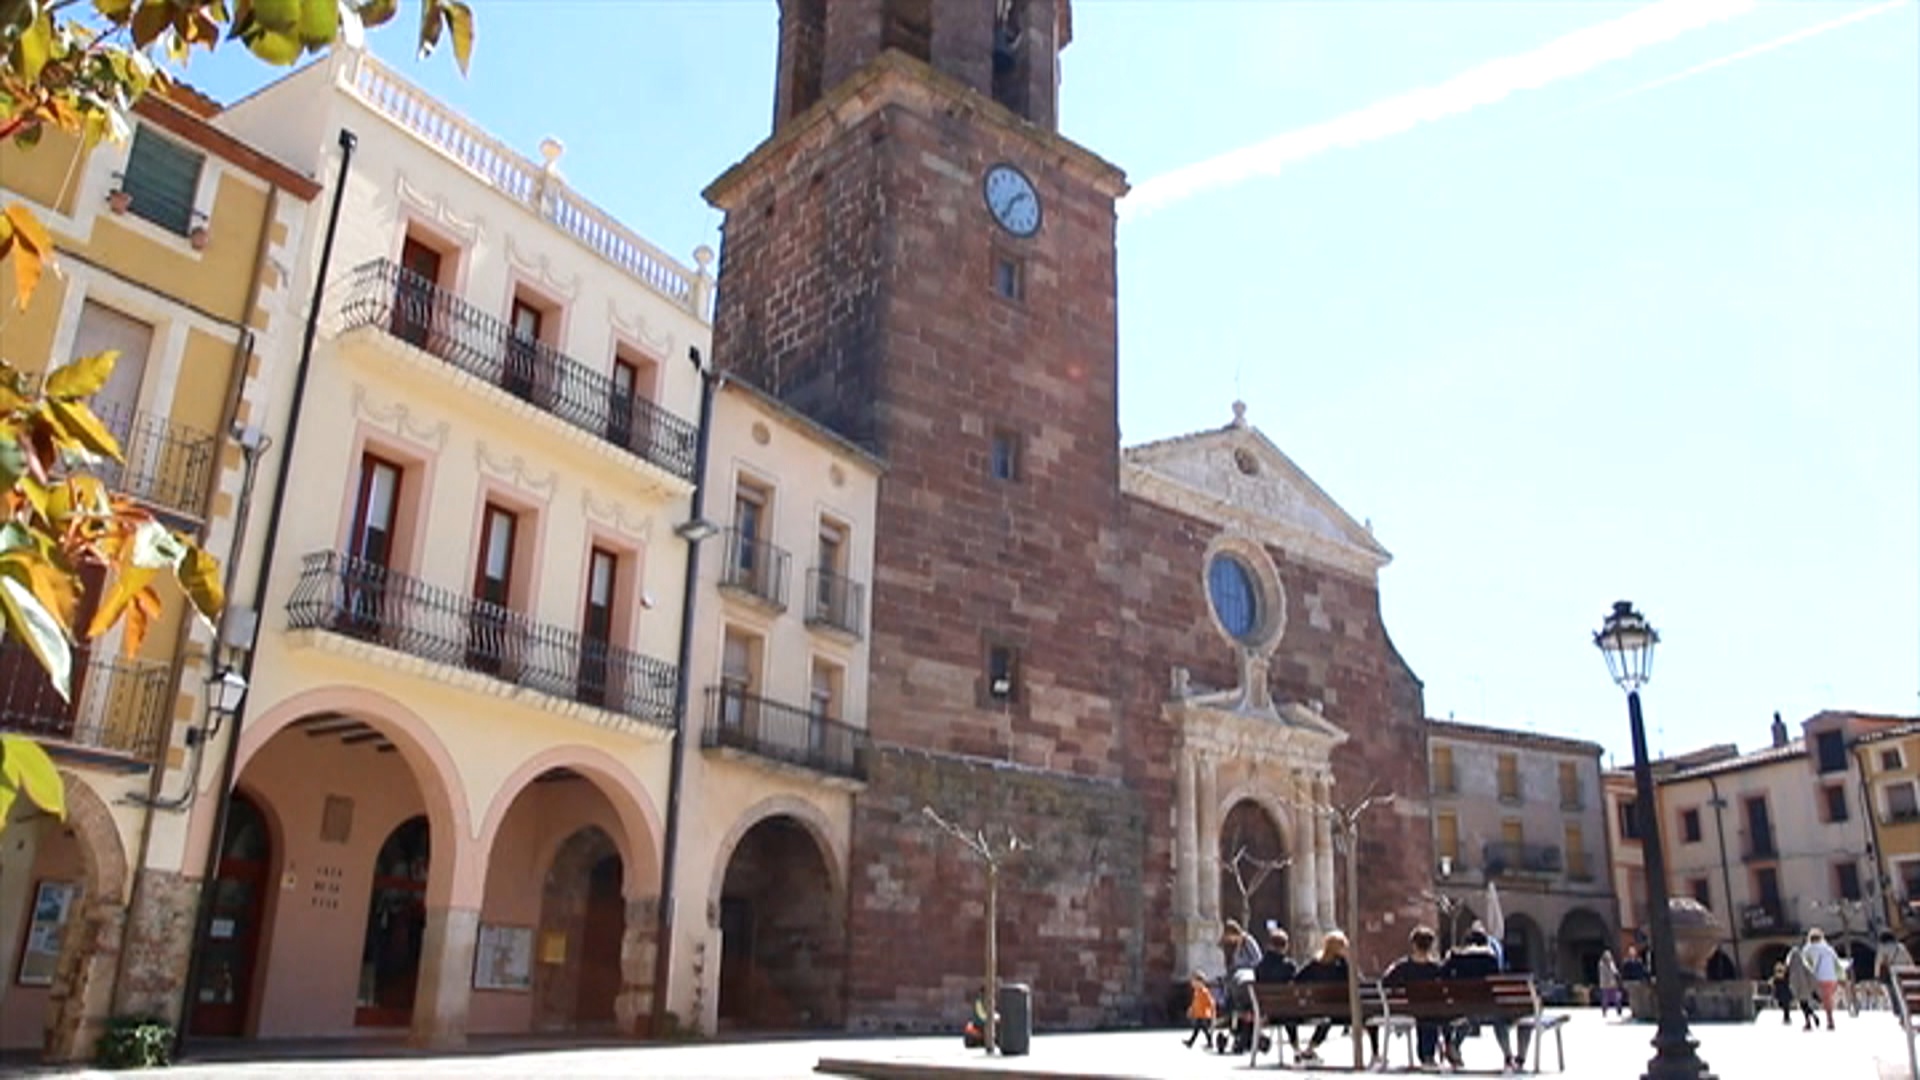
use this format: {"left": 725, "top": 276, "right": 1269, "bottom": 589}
{"left": 343, "top": 52, "right": 704, "bottom": 316}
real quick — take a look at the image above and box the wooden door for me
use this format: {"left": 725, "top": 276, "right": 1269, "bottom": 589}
{"left": 575, "top": 856, "right": 624, "bottom": 1025}
{"left": 394, "top": 238, "right": 442, "bottom": 348}
{"left": 190, "top": 795, "right": 272, "bottom": 1037}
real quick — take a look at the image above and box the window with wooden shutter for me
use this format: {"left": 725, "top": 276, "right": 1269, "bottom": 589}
{"left": 121, "top": 125, "right": 203, "bottom": 235}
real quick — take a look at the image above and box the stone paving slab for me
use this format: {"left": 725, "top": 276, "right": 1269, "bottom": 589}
{"left": 7, "top": 1010, "right": 1912, "bottom": 1079}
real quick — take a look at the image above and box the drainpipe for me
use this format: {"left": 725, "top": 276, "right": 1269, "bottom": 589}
{"left": 174, "top": 128, "right": 357, "bottom": 1057}
{"left": 649, "top": 347, "right": 717, "bottom": 1038}
{"left": 1706, "top": 776, "right": 1741, "bottom": 974}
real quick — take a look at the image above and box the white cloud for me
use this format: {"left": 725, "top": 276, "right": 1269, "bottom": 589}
{"left": 1124, "top": 0, "right": 1757, "bottom": 219}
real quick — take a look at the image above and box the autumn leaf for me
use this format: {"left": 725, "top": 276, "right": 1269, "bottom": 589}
{"left": 43, "top": 350, "right": 118, "bottom": 400}
{"left": 1, "top": 734, "right": 68, "bottom": 823}
{"left": 87, "top": 563, "right": 157, "bottom": 642}
{"left": 122, "top": 583, "right": 162, "bottom": 657}
{"left": 3, "top": 202, "right": 53, "bottom": 310}
{"left": 0, "top": 567, "right": 71, "bottom": 701}
{"left": 441, "top": 0, "right": 472, "bottom": 74}
{"left": 178, "top": 542, "right": 223, "bottom": 623}
{"left": 45, "top": 398, "right": 125, "bottom": 462}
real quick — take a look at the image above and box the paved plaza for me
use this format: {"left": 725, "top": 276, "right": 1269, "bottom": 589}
{"left": 8, "top": 1010, "right": 1914, "bottom": 1080}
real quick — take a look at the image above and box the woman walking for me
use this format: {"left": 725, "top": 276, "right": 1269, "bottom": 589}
{"left": 1597, "top": 949, "right": 1623, "bottom": 1018}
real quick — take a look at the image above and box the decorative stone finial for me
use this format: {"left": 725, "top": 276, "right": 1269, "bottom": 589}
{"left": 1230, "top": 400, "right": 1248, "bottom": 427}
{"left": 693, "top": 244, "right": 716, "bottom": 271}
{"left": 538, "top": 137, "right": 565, "bottom": 169}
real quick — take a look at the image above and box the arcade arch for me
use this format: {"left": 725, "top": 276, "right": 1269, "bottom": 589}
{"left": 711, "top": 800, "right": 844, "bottom": 1031}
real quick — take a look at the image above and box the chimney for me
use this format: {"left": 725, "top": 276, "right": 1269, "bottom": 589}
{"left": 1770, "top": 711, "right": 1789, "bottom": 749}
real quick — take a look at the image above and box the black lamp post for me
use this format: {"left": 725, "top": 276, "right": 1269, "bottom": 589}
{"left": 1594, "top": 600, "right": 1715, "bottom": 1080}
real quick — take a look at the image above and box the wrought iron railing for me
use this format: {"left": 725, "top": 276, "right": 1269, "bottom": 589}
{"left": 92, "top": 399, "right": 217, "bottom": 517}
{"left": 13, "top": 371, "right": 216, "bottom": 518}
{"left": 0, "top": 644, "right": 171, "bottom": 761}
{"left": 804, "top": 567, "right": 864, "bottom": 638}
{"left": 1740, "top": 902, "right": 1795, "bottom": 937}
{"left": 1482, "top": 841, "right": 1562, "bottom": 877}
{"left": 717, "top": 528, "right": 789, "bottom": 610}
{"left": 338, "top": 260, "right": 699, "bottom": 482}
{"left": 701, "top": 685, "right": 868, "bottom": 782}
{"left": 1742, "top": 833, "right": 1778, "bottom": 862}
{"left": 287, "top": 551, "right": 677, "bottom": 729}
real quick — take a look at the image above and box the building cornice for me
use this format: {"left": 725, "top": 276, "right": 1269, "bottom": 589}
{"left": 1121, "top": 462, "right": 1385, "bottom": 579}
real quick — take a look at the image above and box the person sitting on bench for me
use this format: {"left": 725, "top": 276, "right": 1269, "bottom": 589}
{"left": 1441, "top": 928, "right": 1529, "bottom": 1072}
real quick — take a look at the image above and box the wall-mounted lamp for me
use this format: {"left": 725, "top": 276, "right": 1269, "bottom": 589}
{"left": 675, "top": 518, "right": 720, "bottom": 544}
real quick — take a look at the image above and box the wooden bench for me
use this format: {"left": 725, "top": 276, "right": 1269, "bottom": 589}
{"left": 1369, "top": 974, "right": 1567, "bottom": 1073}
{"left": 1894, "top": 965, "right": 1920, "bottom": 1080}
{"left": 1247, "top": 980, "right": 1384, "bottom": 1068}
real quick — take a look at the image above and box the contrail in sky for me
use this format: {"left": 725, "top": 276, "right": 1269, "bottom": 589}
{"left": 1124, "top": 0, "right": 1758, "bottom": 218}
{"left": 1598, "top": 0, "right": 1911, "bottom": 106}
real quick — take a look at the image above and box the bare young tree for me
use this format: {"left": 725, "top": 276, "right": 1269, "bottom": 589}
{"left": 923, "top": 805, "right": 1026, "bottom": 1055}
{"left": 1293, "top": 779, "right": 1397, "bottom": 1071}
{"left": 1220, "top": 839, "right": 1293, "bottom": 933}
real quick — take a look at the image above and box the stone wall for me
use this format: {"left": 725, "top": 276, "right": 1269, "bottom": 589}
{"left": 112, "top": 868, "right": 200, "bottom": 1022}
{"left": 846, "top": 748, "right": 1147, "bottom": 1031}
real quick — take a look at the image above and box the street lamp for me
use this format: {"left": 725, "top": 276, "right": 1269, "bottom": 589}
{"left": 1594, "top": 600, "right": 1715, "bottom": 1080}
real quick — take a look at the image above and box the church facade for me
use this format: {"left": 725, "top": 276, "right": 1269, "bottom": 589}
{"left": 704, "top": 0, "right": 1432, "bottom": 1029}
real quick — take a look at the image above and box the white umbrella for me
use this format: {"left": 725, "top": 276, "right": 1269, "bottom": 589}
{"left": 1484, "top": 881, "right": 1506, "bottom": 944}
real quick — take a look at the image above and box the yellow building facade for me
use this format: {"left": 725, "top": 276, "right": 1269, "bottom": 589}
{"left": 1855, "top": 721, "right": 1920, "bottom": 954}
{"left": 0, "top": 90, "right": 317, "bottom": 1059}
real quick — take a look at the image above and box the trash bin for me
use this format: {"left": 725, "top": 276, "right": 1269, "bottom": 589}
{"left": 997, "top": 982, "right": 1032, "bottom": 1056}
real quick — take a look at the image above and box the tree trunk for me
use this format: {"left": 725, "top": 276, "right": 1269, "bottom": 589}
{"left": 985, "top": 864, "right": 999, "bottom": 1055}
{"left": 1345, "top": 827, "right": 1364, "bottom": 1070}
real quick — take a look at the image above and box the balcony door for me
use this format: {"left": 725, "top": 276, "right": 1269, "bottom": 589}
{"left": 577, "top": 547, "right": 617, "bottom": 707}
{"left": 1745, "top": 796, "right": 1774, "bottom": 858}
{"left": 394, "top": 237, "right": 442, "bottom": 349}
{"left": 814, "top": 522, "right": 845, "bottom": 623}
{"left": 720, "top": 629, "right": 761, "bottom": 740}
{"left": 731, "top": 485, "right": 767, "bottom": 594}
{"left": 69, "top": 301, "right": 153, "bottom": 502}
{"left": 467, "top": 504, "right": 519, "bottom": 675}
{"left": 343, "top": 454, "right": 402, "bottom": 637}
{"left": 504, "top": 297, "right": 544, "bottom": 404}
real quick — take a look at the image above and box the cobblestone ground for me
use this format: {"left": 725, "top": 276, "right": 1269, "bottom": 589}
{"left": 13, "top": 1009, "right": 1915, "bottom": 1079}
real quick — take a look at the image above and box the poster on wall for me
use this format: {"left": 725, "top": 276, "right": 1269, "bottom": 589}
{"left": 16, "top": 880, "right": 80, "bottom": 987}
{"left": 473, "top": 924, "right": 533, "bottom": 992}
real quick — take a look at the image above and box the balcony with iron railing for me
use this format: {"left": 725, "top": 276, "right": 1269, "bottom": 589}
{"left": 16, "top": 371, "right": 217, "bottom": 519}
{"left": 804, "top": 567, "right": 864, "bottom": 639}
{"left": 1740, "top": 901, "right": 1797, "bottom": 937}
{"left": 717, "top": 529, "right": 790, "bottom": 611}
{"left": 338, "top": 260, "right": 699, "bottom": 483}
{"left": 701, "top": 685, "right": 869, "bottom": 784}
{"left": 1430, "top": 765, "right": 1458, "bottom": 796}
{"left": 286, "top": 551, "right": 677, "bottom": 731}
{"left": 1482, "top": 841, "right": 1562, "bottom": 878}
{"left": 0, "top": 643, "right": 172, "bottom": 763}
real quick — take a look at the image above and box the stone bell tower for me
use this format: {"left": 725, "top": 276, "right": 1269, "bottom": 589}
{"left": 706, "top": 0, "right": 1152, "bottom": 1029}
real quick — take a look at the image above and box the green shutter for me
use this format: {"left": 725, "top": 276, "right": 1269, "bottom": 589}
{"left": 122, "top": 126, "right": 203, "bottom": 236}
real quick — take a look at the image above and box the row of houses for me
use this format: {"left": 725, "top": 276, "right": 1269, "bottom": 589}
{"left": 1417, "top": 711, "right": 1920, "bottom": 993}
{"left": 0, "top": 45, "right": 890, "bottom": 1056}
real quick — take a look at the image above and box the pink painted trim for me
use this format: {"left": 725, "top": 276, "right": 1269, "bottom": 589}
{"left": 704, "top": 795, "right": 845, "bottom": 922}
{"left": 473, "top": 745, "right": 665, "bottom": 901}
{"left": 335, "top": 420, "right": 442, "bottom": 577}
{"left": 464, "top": 479, "right": 548, "bottom": 618}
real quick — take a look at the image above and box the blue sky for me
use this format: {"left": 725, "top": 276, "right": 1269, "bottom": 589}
{"left": 177, "top": 1, "right": 1919, "bottom": 768}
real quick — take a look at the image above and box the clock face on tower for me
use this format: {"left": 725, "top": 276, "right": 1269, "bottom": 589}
{"left": 983, "top": 163, "right": 1042, "bottom": 238}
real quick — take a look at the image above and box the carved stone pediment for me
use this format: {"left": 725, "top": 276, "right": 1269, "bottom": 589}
{"left": 1122, "top": 405, "right": 1391, "bottom": 577}
{"left": 1169, "top": 679, "right": 1349, "bottom": 768}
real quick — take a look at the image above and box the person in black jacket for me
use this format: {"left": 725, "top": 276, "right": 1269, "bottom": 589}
{"left": 1441, "top": 929, "right": 1528, "bottom": 1072}
{"left": 1253, "top": 928, "right": 1301, "bottom": 1058}
{"left": 1382, "top": 926, "right": 1447, "bottom": 1067}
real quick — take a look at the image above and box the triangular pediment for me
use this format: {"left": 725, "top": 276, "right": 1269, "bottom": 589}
{"left": 1122, "top": 411, "right": 1391, "bottom": 575}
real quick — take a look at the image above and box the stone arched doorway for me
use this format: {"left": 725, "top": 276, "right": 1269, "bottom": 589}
{"left": 532, "top": 826, "right": 625, "bottom": 1032}
{"left": 1217, "top": 799, "right": 1289, "bottom": 936}
{"left": 1556, "top": 908, "right": 1611, "bottom": 985}
{"left": 1706, "top": 948, "right": 1738, "bottom": 981}
{"left": 715, "top": 814, "right": 842, "bottom": 1030}
{"left": 1502, "top": 913, "right": 1544, "bottom": 974}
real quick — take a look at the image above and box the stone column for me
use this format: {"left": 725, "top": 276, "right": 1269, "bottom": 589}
{"left": 1196, "top": 754, "right": 1219, "bottom": 925}
{"left": 45, "top": 895, "right": 128, "bottom": 1063}
{"left": 1175, "top": 751, "right": 1199, "bottom": 923}
{"left": 1292, "top": 768, "right": 1319, "bottom": 946}
{"left": 408, "top": 905, "right": 479, "bottom": 1050}
{"left": 1314, "top": 775, "right": 1336, "bottom": 931}
{"left": 615, "top": 896, "right": 658, "bottom": 1035}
